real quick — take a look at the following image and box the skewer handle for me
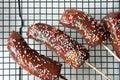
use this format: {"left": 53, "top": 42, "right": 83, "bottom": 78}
{"left": 85, "top": 61, "right": 111, "bottom": 80}
{"left": 102, "top": 43, "right": 120, "bottom": 62}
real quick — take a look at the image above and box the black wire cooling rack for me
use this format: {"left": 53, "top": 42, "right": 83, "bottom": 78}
{"left": 0, "top": 0, "right": 120, "bottom": 80}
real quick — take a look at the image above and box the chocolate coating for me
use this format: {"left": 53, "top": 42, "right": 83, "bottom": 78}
{"left": 59, "top": 9, "right": 109, "bottom": 47}
{"left": 27, "top": 23, "right": 89, "bottom": 69}
{"left": 102, "top": 12, "right": 120, "bottom": 58}
{"left": 7, "top": 31, "right": 62, "bottom": 80}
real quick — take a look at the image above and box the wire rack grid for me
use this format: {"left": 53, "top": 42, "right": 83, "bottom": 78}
{"left": 0, "top": 0, "right": 120, "bottom": 80}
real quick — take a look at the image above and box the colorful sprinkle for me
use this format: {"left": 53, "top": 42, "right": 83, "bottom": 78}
{"left": 34, "top": 32, "right": 38, "bottom": 37}
{"left": 84, "top": 17, "right": 88, "bottom": 21}
{"left": 94, "top": 19, "right": 97, "bottom": 23}
{"left": 13, "top": 39, "right": 16, "bottom": 42}
{"left": 18, "top": 42, "right": 20, "bottom": 44}
{"left": 19, "top": 48, "right": 23, "bottom": 51}
{"left": 117, "top": 23, "right": 120, "bottom": 28}
{"left": 82, "top": 25, "right": 86, "bottom": 28}
{"left": 72, "top": 22, "right": 75, "bottom": 26}
{"left": 118, "top": 19, "right": 120, "bottom": 23}
{"left": 77, "top": 20, "right": 81, "bottom": 25}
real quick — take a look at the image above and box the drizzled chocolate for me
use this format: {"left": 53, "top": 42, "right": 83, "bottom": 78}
{"left": 59, "top": 9, "right": 109, "bottom": 47}
{"left": 7, "top": 31, "right": 63, "bottom": 80}
{"left": 27, "top": 23, "right": 89, "bottom": 69}
{"left": 102, "top": 12, "right": 120, "bottom": 58}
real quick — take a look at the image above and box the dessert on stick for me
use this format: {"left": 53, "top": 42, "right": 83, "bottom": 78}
{"left": 102, "top": 12, "right": 120, "bottom": 59}
{"left": 7, "top": 31, "right": 66, "bottom": 80}
{"left": 27, "top": 23, "right": 111, "bottom": 80}
{"left": 59, "top": 9, "right": 120, "bottom": 61}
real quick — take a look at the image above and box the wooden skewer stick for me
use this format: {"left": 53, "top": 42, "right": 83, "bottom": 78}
{"left": 102, "top": 43, "right": 120, "bottom": 62}
{"left": 85, "top": 61, "right": 111, "bottom": 80}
